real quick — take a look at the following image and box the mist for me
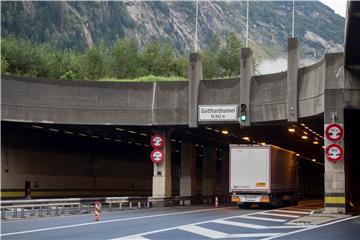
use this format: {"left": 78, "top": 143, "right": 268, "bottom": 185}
{"left": 257, "top": 57, "right": 317, "bottom": 75}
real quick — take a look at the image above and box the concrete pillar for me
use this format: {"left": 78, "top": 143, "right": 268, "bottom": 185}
{"left": 240, "top": 48, "right": 253, "bottom": 127}
{"left": 202, "top": 145, "right": 216, "bottom": 196}
{"left": 188, "top": 53, "right": 202, "bottom": 128}
{"left": 324, "top": 53, "right": 346, "bottom": 214}
{"left": 180, "top": 140, "right": 196, "bottom": 197}
{"left": 287, "top": 38, "right": 299, "bottom": 122}
{"left": 152, "top": 129, "right": 172, "bottom": 198}
{"left": 220, "top": 147, "right": 230, "bottom": 196}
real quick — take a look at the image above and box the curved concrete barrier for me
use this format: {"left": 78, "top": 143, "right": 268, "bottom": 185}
{"left": 1, "top": 54, "right": 342, "bottom": 125}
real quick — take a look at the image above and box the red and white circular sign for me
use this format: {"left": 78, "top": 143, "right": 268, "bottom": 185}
{"left": 325, "top": 144, "right": 343, "bottom": 163}
{"left": 150, "top": 149, "right": 165, "bottom": 164}
{"left": 150, "top": 135, "right": 164, "bottom": 148}
{"left": 325, "top": 123, "right": 344, "bottom": 142}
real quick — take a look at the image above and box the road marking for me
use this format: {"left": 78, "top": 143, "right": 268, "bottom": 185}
{"left": 227, "top": 233, "right": 281, "bottom": 238}
{"left": 213, "top": 219, "right": 309, "bottom": 229}
{"left": 271, "top": 210, "right": 311, "bottom": 214}
{"left": 237, "top": 215, "right": 287, "bottom": 222}
{"left": 179, "top": 225, "right": 228, "bottom": 239}
{"left": 0, "top": 207, "right": 234, "bottom": 237}
{"left": 261, "top": 216, "right": 360, "bottom": 240}
{"left": 112, "top": 210, "right": 277, "bottom": 240}
{"left": 258, "top": 212, "right": 300, "bottom": 218}
{"left": 213, "top": 219, "right": 264, "bottom": 229}
{"left": 179, "top": 225, "right": 281, "bottom": 239}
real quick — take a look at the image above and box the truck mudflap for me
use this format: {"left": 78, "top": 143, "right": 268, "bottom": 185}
{"left": 231, "top": 194, "right": 270, "bottom": 203}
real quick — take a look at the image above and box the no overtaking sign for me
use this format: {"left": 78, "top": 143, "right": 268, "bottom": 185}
{"left": 325, "top": 144, "right": 343, "bottom": 163}
{"left": 325, "top": 123, "right": 344, "bottom": 142}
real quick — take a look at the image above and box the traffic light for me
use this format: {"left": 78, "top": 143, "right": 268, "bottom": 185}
{"left": 240, "top": 104, "right": 247, "bottom": 122}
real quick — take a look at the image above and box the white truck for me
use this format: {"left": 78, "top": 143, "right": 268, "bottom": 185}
{"left": 230, "top": 145, "right": 299, "bottom": 208}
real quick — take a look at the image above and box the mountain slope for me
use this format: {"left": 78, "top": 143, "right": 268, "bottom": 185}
{"left": 1, "top": 1, "right": 344, "bottom": 60}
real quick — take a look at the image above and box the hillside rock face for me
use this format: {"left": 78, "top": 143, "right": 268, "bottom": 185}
{"left": 1, "top": 1, "right": 344, "bottom": 60}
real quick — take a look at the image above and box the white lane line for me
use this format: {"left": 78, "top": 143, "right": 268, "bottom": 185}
{"left": 261, "top": 216, "right": 360, "bottom": 240}
{"left": 257, "top": 212, "right": 300, "bottom": 218}
{"left": 271, "top": 210, "right": 311, "bottom": 214}
{"left": 179, "top": 225, "right": 228, "bottom": 239}
{"left": 213, "top": 219, "right": 309, "bottom": 230}
{"left": 237, "top": 215, "right": 287, "bottom": 222}
{"left": 0, "top": 207, "right": 234, "bottom": 237}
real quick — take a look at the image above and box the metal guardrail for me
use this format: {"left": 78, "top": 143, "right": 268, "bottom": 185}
{"left": 0, "top": 195, "right": 231, "bottom": 220}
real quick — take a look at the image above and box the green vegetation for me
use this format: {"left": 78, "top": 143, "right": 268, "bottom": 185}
{"left": 1, "top": 33, "right": 249, "bottom": 81}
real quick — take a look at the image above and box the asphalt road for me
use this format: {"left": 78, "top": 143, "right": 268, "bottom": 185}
{"left": 1, "top": 200, "right": 358, "bottom": 240}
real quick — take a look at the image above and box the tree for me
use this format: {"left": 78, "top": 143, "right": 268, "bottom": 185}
{"left": 140, "top": 41, "right": 176, "bottom": 76}
{"left": 82, "top": 41, "right": 108, "bottom": 80}
{"left": 218, "top": 32, "right": 242, "bottom": 77}
{"left": 202, "top": 35, "right": 222, "bottom": 79}
{"left": 111, "top": 38, "right": 140, "bottom": 79}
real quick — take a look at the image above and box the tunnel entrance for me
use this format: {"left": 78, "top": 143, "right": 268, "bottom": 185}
{"left": 345, "top": 109, "right": 360, "bottom": 210}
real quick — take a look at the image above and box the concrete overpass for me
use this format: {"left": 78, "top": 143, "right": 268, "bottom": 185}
{"left": 2, "top": 1, "right": 360, "bottom": 215}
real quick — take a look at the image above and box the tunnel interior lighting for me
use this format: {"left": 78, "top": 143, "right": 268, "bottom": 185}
{"left": 49, "top": 128, "right": 60, "bottom": 132}
{"left": 65, "top": 131, "right": 74, "bottom": 135}
{"left": 242, "top": 137, "right": 250, "bottom": 141}
{"left": 115, "top": 139, "right": 122, "bottom": 142}
{"left": 288, "top": 128, "right": 295, "bottom": 133}
{"left": 221, "top": 130, "right": 229, "bottom": 135}
{"left": 303, "top": 131, "right": 308, "bottom": 135}
{"left": 115, "top": 128, "right": 124, "bottom": 131}
{"left": 32, "top": 125, "right": 43, "bottom": 129}
{"left": 78, "top": 133, "right": 87, "bottom": 137}
{"left": 301, "top": 135, "right": 308, "bottom": 140}
{"left": 313, "top": 141, "right": 319, "bottom": 145}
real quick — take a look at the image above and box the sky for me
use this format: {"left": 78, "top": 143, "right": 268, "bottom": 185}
{"left": 320, "top": 0, "right": 346, "bottom": 17}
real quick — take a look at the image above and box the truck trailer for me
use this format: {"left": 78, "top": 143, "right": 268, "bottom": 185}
{"left": 230, "top": 145, "right": 299, "bottom": 208}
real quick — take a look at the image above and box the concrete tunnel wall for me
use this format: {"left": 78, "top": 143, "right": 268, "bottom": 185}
{"left": 1, "top": 126, "right": 154, "bottom": 198}
{"left": 1, "top": 54, "right": 333, "bottom": 125}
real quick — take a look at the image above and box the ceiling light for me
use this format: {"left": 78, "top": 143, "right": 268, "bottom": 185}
{"left": 221, "top": 130, "right": 229, "bottom": 135}
{"left": 115, "top": 128, "right": 124, "bottom": 131}
{"left": 32, "top": 125, "right": 43, "bottom": 129}
{"left": 313, "top": 141, "right": 319, "bottom": 145}
{"left": 65, "top": 131, "right": 74, "bottom": 135}
{"left": 303, "top": 131, "right": 308, "bottom": 135}
{"left": 49, "top": 128, "right": 59, "bottom": 132}
{"left": 300, "top": 123, "right": 306, "bottom": 126}
{"left": 302, "top": 135, "right": 308, "bottom": 140}
{"left": 296, "top": 154, "right": 300, "bottom": 156}
{"left": 260, "top": 142, "right": 266, "bottom": 146}
{"left": 312, "top": 159, "right": 316, "bottom": 162}
{"left": 242, "top": 137, "right": 250, "bottom": 141}
{"left": 288, "top": 128, "right": 295, "bottom": 133}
